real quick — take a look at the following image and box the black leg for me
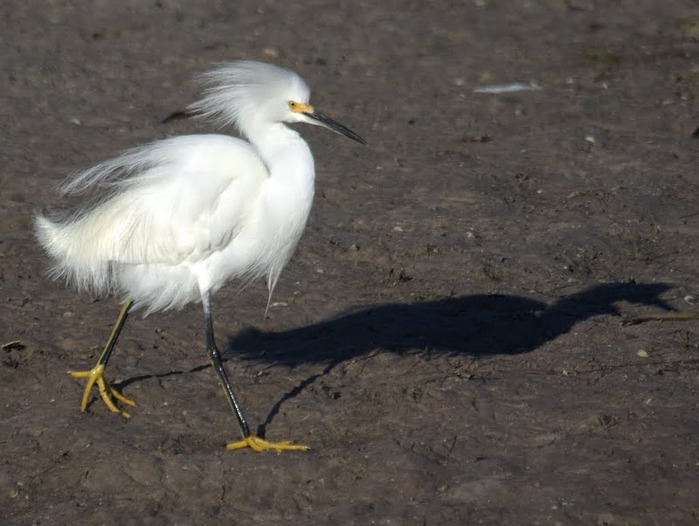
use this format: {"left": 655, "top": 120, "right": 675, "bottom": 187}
{"left": 202, "top": 292, "right": 251, "bottom": 439}
{"left": 97, "top": 299, "right": 133, "bottom": 367}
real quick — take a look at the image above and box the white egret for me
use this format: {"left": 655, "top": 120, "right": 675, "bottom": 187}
{"left": 35, "top": 61, "right": 365, "bottom": 452}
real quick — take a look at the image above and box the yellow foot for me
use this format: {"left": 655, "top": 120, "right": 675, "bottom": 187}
{"left": 69, "top": 364, "right": 136, "bottom": 418}
{"left": 226, "top": 435, "right": 310, "bottom": 453}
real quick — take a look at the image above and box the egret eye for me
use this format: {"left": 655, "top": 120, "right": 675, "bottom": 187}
{"left": 288, "top": 101, "right": 297, "bottom": 109}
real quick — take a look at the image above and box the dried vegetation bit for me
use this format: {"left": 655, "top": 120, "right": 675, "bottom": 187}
{"left": 3, "top": 341, "right": 27, "bottom": 368}
{"left": 385, "top": 267, "right": 413, "bottom": 287}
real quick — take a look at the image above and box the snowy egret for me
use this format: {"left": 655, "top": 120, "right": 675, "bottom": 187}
{"left": 35, "top": 61, "right": 365, "bottom": 453}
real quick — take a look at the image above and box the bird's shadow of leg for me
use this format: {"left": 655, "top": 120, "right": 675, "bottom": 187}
{"left": 115, "top": 364, "right": 210, "bottom": 397}
{"left": 115, "top": 360, "right": 334, "bottom": 435}
{"left": 255, "top": 360, "right": 341, "bottom": 438}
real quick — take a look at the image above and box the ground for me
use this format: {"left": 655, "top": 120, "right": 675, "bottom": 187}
{"left": 2, "top": 1, "right": 699, "bottom": 524}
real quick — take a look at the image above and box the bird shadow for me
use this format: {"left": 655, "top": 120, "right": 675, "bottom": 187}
{"left": 228, "top": 282, "right": 672, "bottom": 364}
{"left": 106, "top": 282, "right": 671, "bottom": 435}
{"left": 224, "top": 281, "right": 672, "bottom": 436}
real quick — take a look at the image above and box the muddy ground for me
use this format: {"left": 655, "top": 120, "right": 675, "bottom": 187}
{"left": 2, "top": 1, "right": 699, "bottom": 524}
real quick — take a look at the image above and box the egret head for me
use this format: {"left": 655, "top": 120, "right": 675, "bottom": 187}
{"left": 189, "top": 61, "right": 365, "bottom": 144}
{"left": 287, "top": 99, "right": 366, "bottom": 144}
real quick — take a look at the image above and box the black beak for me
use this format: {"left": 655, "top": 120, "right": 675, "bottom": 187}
{"left": 304, "top": 110, "right": 367, "bottom": 145}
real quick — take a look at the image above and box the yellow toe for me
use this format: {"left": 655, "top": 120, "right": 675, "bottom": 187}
{"left": 69, "top": 364, "right": 135, "bottom": 418}
{"left": 226, "top": 435, "right": 310, "bottom": 453}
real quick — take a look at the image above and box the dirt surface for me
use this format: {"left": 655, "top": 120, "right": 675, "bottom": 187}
{"left": 2, "top": 1, "right": 699, "bottom": 524}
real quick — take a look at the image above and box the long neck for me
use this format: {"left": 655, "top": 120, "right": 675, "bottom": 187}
{"left": 249, "top": 123, "right": 315, "bottom": 190}
{"left": 246, "top": 123, "right": 317, "bottom": 294}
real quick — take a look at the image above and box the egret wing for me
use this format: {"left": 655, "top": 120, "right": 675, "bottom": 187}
{"left": 65, "top": 135, "right": 269, "bottom": 266}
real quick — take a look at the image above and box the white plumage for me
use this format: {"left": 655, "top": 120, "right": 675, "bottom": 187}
{"left": 36, "top": 62, "right": 322, "bottom": 313}
{"left": 35, "top": 61, "right": 364, "bottom": 452}
{"left": 36, "top": 132, "right": 308, "bottom": 313}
